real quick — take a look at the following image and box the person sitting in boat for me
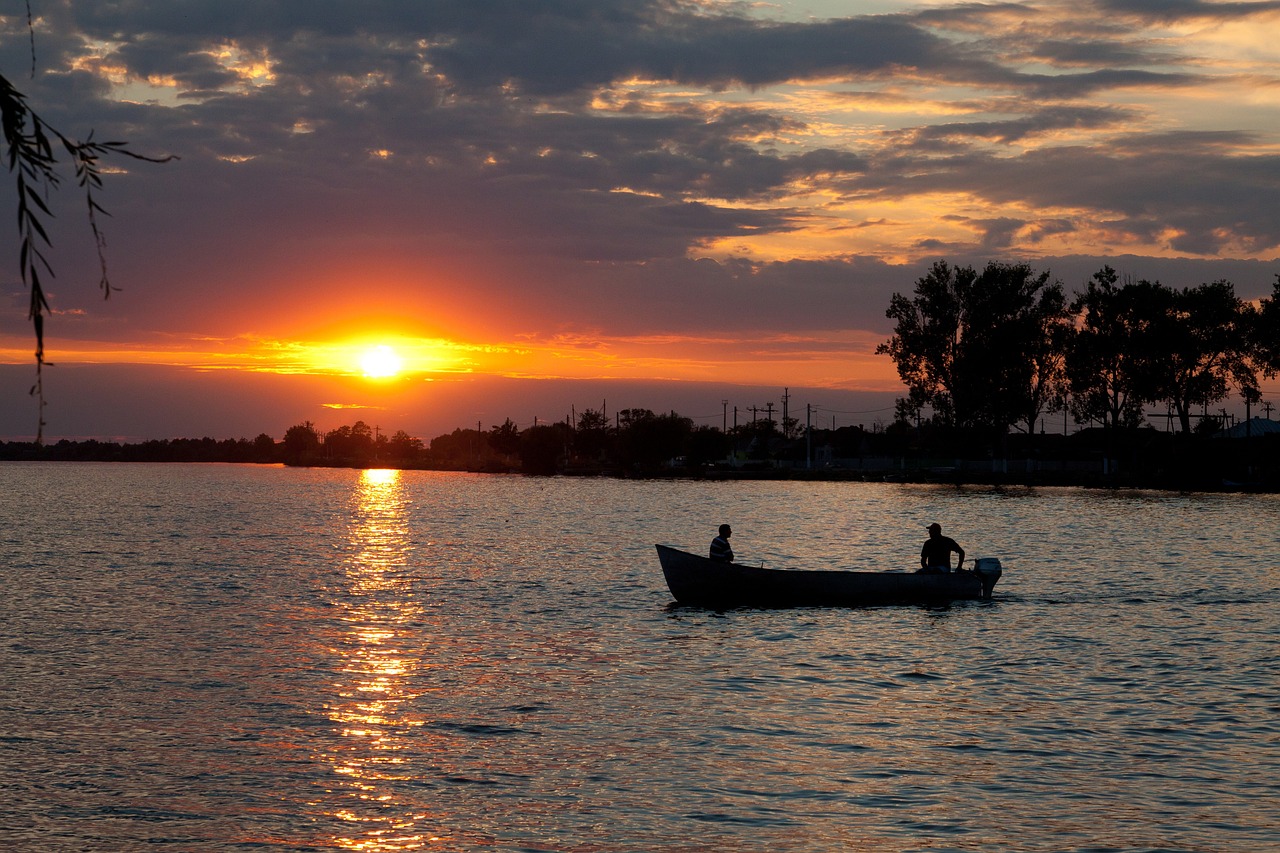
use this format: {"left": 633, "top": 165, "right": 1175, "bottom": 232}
{"left": 709, "top": 524, "right": 734, "bottom": 562}
{"left": 919, "top": 523, "right": 964, "bottom": 573}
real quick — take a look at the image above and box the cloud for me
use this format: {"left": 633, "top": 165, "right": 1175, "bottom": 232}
{"left": 1094, "top": 0, "right": 1280, "bottom": 23}
{"left": 909, "top": 105, "right": 1134, "bottom": 143}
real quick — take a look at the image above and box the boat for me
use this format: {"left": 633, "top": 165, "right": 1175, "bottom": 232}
{"left": 656, "top": 544, "right": 1002, "bottom": 609}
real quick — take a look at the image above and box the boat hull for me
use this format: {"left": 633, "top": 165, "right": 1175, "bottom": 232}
{"left": 656, "top": 544, "right": 999, "bottom": 609}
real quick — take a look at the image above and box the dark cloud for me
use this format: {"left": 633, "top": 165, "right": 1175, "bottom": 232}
{"left": 1026, "top": 38, "right": 1172, "bottom": 67}
{"left": 1019, "top": 68, "right": 1200, "bottom": 98}
{"left": 61, "top": 1, "right": 1198, "bottom": 106}
{"left": 911, "top": 105, "right": 1133, "bottom": 143}
{"left": 837, "top": 126, "right": 1280, "bottom": 258}
{"left": 1094, "top": 0, "right": 1280, "bottom": 22}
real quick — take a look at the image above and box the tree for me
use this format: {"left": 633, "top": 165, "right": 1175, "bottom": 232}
{"left": 613, "top": 409, "right": 692, "bottom": 470}
{"left": 282, "top": 422, "right": 320, "bottom": 465}
{"left": 387, "top": 430, "right": 424, "bottom": 461}
{"left": 1150, "top": 280, "right": 1257, "bottom": 434}
{"left": 519, "top": 424, "right": 566, "bottom": 474}
{"left": 1066, "top": 267, "right": 1167, "bottom": 430}
{"left": 252, "top": 432, "right": 277, "bottom": 462}
{"left": 488, "top": 418, "right": 521, "bottom": 456}
{"left": 877, "top": 260, "right": 970, "bottom": 428}
{"left": 1255, "top": 275, "right": 1280, "bottom": 379}
{"left": 573, "top": 407, "right": 610, "bottom": 461}
{"left": 686, "top": 424, "right": 727, "bottom": 466}
{"left": 877, "top": 259, "right": 1068, "bottom": 437}
{"left": 955, "top": 262, "right": 1069, "bottom": 436}
{"left": 350, "top": 420, "right": 376, "bottom": 460}
{"left": 617, "top": 408, "right": 656, "bottom": 430}
{"left": 1012, "top": 280, "right": 1071, "bottom": 435}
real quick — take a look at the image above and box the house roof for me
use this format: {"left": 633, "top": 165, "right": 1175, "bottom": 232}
{"left": 1216, "top": 417, "right": 1280, "bottom": 438}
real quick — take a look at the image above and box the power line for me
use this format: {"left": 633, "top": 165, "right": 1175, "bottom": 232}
{"left": 810, "top": 405, "right": 896, "bottom": 415}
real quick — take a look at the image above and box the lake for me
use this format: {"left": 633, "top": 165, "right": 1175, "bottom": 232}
{"left": 2, "top": 463, "right": 1277, "bottom": 851}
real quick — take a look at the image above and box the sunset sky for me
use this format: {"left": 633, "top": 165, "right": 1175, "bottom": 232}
{"left": 2, "top": 0, "right": 1279, "bottom": 441}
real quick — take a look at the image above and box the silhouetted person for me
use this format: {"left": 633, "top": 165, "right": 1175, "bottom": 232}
{"left": 709, "top": 524, "right": 734, "bottom": 562}
{"left": 919, "top": 522, "right": 964, "bottom": 573}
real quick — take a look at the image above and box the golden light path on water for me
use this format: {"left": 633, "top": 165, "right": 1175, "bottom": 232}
{"left": 322, "top": 468, "right": 433, "bottom": 851}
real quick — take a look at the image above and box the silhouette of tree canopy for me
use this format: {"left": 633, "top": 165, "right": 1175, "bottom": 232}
{"left": 1067, "top": 267, "right": 1168, "bottom": 430}
{"left": 7, "top": 395, "right": 1280, "bottom": 489}
{"left": 488, "top": 418, "right": 521, "bottom": 456}
{"left": 282, "top": 421, "right": 320, "bottom": 464}
{"left": 572, "top": 407, "right": 610, "bottom": 461}
{"left": 386, "top": 430, "right": 423, "bottom": 461}
{"left": 323, "top": 421, "right": 376, "bottom": 462}
{"left": 877, "top": 260, "right": 1069, "bottom": 436}
{"left": 1151, "top": 280, "right": 1257, "bottom": 435}
{"left": 881, "top": 260, "right": 1270, "bottom": 440}
{"left": 1256, "top": 275, "right": 1280, "bottom": 378}
{"left": 615, "top": 410, "right": 692, "bottom": 469}
{"left": 519, "top": 423, "right": 567, "bottom": 475}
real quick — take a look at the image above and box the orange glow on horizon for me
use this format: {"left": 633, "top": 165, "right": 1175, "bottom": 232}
{"left": 0, "top": 325, "right": 903, "bottom": 394}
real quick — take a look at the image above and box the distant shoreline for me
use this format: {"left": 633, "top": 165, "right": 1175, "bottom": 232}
{"left": 4, "top": 451, "right": 1275, "bottom": 494}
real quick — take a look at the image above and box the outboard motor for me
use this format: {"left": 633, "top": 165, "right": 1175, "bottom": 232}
{"left": 973, "top": 557, "right": 1003, "bottom": 599}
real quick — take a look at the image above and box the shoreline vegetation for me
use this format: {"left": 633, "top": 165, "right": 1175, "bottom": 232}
{"left": 3, "top": 411, "right": 1278, "bottom": 493}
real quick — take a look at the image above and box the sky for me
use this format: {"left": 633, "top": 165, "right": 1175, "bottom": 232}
{"left": 2, "top": 0, "right": 1279, "bottom": 442}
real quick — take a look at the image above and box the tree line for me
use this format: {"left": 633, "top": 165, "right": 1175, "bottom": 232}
{"left": 277, "top": 411, "right": 735, "bottom": 474}
{"left": 6, "top": 402, "right": 1277, "bottom": 490}
{"left": 878, "top": 260, "right": 1279, "bottom": 438}
{"left": 0, "top": 414, "right": 708, "bottom": 469}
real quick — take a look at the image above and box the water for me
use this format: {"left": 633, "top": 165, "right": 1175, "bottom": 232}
{"left": 2, "top": 463, "right": 1277, "bottom": 852}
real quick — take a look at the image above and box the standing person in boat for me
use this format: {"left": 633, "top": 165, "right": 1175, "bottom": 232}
{"left": 919, "top": 523, "right": 964, "bottom": 573}
{"left": 709, "top": 524, "right": 735, "bottom": 562}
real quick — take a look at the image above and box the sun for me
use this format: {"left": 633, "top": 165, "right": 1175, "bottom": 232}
{"left": 359, "top": 345, "right": 403, "bottom": 379}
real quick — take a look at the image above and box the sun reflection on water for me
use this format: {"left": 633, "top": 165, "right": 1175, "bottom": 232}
{"left": 321, "top": 468, "right": 436, "bottom": 851}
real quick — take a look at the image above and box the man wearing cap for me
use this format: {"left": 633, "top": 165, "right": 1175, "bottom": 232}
{"left": 919, "top": 523, "right": 964, "bottom": 573}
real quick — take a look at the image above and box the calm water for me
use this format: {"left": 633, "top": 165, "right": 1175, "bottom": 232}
{"left": 2, "top": 463, "right": 1277, "bottom": 852}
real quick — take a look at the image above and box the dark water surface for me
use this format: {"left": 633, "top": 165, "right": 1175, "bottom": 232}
{"left": 2, "top": 463, "right": 1277, "bottom": 851}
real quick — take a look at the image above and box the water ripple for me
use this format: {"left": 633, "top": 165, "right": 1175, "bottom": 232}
{"left": 2, "top": 465, "right": 1278, "bottom": 851}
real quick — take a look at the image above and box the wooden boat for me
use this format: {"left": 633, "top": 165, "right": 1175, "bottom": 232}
{"left": 656, "top": 544, "right": 1002, "bottom": 609}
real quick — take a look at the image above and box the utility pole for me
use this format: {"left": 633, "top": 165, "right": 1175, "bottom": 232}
{"left": 782, "top": 388, "right": 790, "bottom": 439}
{"left": 806, "top": 403, "right": 812, "bottom": 470}
{"left": 733, "top": 406, "right": 739, "bottom": 467}
{"left": 722, "top": 399, "right": 728, "bottom": 434}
